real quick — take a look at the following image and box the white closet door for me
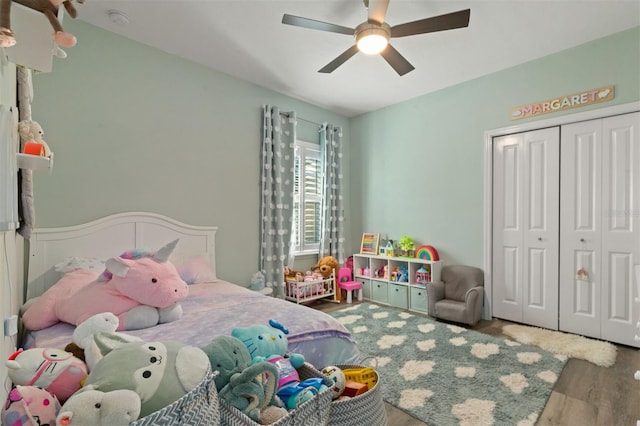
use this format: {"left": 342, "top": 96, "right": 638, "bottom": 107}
{"left": 560, "top": 112, "right": 639, "bottom": 346}
{"left": 600, "top": 113, "right": 639, "bottom": 346}
{"left": 559, "top": 120, "right": 602, "bottom": 338}
{"left": 493, "top": 127, "right": 560, "bottom": 328}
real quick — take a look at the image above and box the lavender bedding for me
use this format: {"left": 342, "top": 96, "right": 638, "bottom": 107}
{"left": 22, "top": 280, "right": 361, "bottom": 368}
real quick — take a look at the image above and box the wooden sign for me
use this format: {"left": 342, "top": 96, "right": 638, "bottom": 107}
{"left": 510, "top": 85, "right": 614, "bottom": 120}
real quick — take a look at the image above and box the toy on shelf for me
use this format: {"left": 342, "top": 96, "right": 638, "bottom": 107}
{"left": 0, "top": 0, "right": 85, "bottom": 48}
{"left": 415, "top": 266, "right": 431, "bottom": 285}
{"left": 398, "top": 236, "right": 415, "bottom": 257}
{"left": 383, "top": 240, "right": 394, "bottom": 257}
{"left": 415, "top": 244, "right": 440, "bottom": 261}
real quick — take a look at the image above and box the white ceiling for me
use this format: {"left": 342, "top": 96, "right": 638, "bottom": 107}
{"left": 73, "top": 0, "right": 639, "bottom": 117}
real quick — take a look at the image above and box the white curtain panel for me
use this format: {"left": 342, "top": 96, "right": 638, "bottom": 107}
{"left": 318, "top": 123, "right": 345, "bottom": 265}
{"left": 259, "top": 105, "right": 296, "bottom": 298}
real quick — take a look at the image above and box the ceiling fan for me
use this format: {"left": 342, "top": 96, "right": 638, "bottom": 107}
{"left": 282, "top": 0, "right": 470, "bottom": 76}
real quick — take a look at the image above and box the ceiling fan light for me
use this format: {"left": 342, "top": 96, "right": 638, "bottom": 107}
{"left": 355, "top": 25, "right": 389, "bottom": 55}
{"left": 358, "top": 34, "right": 388, "bottom": 54}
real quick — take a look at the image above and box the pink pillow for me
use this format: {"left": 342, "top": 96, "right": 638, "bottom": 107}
{"left": 172, "top": 254, "right": 216, "bottom": 284}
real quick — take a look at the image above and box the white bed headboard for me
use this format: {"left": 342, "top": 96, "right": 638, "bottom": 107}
{"left": 27, "top": 212, "right": 217, "bottom": 300}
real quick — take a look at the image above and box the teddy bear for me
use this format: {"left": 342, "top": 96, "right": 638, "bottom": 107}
{"left": 17, "top": 119, "right": 52, "bottom": 157}
{"left": 0, "top": 0, "right": 84, "bottom": 48}
{"left": 56, "top": 388, "right": 141, "bottom": 426}
{"left": 312, "top": 256, "right": 339, "bottom": 278}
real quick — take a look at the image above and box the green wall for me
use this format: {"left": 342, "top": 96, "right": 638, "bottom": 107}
{"left": 350, "top": 26, "right": 639, "bottom": 267}
{"left": 31, "top": 21, "right": 639, "bottom": 282}
{"left": 30, "top": 19, "right": 351, "bottom": 285}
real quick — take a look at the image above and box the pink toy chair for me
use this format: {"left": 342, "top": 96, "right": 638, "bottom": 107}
{"left": 337, "top": 267, "right": 363, "bottom": 304}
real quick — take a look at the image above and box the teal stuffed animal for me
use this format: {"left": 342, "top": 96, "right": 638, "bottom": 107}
{"left": 84, "top": 332, "right": 210, "bottom": 418}
{"left": 201, "top": 335, "right": 281, "bottom": 422}
{"left": 231, "top": 320, "right": 327, "bottom": 410}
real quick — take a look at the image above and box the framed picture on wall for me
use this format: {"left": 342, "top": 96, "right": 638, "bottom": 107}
{"left": 360, "top": 233, "right": 380, "bottom": 255}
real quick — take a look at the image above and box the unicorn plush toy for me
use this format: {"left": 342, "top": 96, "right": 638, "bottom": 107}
{"left": 22, "top": 239, "right": 189, "bottom": 331}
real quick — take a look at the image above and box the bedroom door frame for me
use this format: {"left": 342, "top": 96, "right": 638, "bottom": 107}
{"left": 482, "top": 100, "right": 640, "bottom": 320}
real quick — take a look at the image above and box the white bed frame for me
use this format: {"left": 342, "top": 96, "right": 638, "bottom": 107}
{"left": 27, "top": 212, "right": 218, "bottom": 300}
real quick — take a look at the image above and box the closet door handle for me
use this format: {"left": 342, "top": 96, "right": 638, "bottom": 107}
{"left": 580, "top": 238, "right": 585, "bottom": 242}
{"left": 538, "top": 237, "right": 542, "bottom": 241}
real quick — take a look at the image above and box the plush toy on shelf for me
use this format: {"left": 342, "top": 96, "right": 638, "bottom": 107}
{"left": 0, "top": 0, "right": 85, "bottom": 48}
{"left": 232, "top": 320, "right": 327, "bottom": 410}
{"left": 17, "top": 119, "right": 52, "bottom": 158}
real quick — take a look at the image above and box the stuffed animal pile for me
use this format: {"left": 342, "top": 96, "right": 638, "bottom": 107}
{"left": 3, "top": 324, "right": 211, "bottom": 426}
{"left": 232, "top": 320, "right": 328, "bottom": 411}
{"left": 3, "top": 316, "right": 338, "bottom": 425}
{"left": 201, "top": 335, "right": 286, "bottom": 423}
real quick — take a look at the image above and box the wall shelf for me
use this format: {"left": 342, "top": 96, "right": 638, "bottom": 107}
{"left": 17, "top": 153, "right": 53, "bottom": 170}
{"left": 3, "top": 2, "right": 64, "bottom": 72}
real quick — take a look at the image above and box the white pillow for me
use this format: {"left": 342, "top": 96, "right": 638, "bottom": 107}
{"left": 170, "top": 254, "right": 217, "bottom": 284}
{"left": 54, "top": 257, "right": 106, "bottom": 274}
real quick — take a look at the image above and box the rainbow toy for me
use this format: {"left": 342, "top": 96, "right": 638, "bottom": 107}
{"left": 415, "top": 245, "right": 439, "bottom": 261}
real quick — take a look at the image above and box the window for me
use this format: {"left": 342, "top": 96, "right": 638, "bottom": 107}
{"left": 292, "top": 140, "right": 322, "bottom": 254}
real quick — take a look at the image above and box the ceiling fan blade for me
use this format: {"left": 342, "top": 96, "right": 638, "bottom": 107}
{"left": 282, "top": 14, "right": 354, "bottom": 35}
{"left": 390, "top": 9, "right": 470, "bottom": 38}
{"left": 318, "top": 45, "right": 360, "bottom": 73}
{"left": 367, "top": 0, "right": 390, "bottom": 24}
{"left": 379, "top": 44, "right": 415, "bottom": 76}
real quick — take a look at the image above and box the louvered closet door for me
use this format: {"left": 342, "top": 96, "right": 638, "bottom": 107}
{"left": 560, "top": 112, "right": 639, "bottom": 347}
{"left": 492, "top": 127, "right": 560, "bottom": 329}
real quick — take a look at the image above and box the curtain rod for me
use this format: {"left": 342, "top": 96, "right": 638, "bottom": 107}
{"left": 279, "top": 112, "right": 338, "bottom": 131}
{"left": 280, "top": 112, "right": 320, "bottom": 127}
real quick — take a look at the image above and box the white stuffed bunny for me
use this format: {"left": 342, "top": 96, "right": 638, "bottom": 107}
{"left": 72, "top": 312, "right": 141, "bottom": 371}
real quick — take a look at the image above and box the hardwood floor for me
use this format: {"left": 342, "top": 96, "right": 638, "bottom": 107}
{"left": 312, "top": 300, "right": 640, "bottom": 426}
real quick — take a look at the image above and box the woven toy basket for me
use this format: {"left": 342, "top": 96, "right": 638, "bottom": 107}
{"left": 131, "top": 370, "right": 220, "bottom": 426}
{"left": 329, "top": 364, "right": 388, "bottom": 426}
{"left": 220, "top": 363, "right": 333, "bottom": 426}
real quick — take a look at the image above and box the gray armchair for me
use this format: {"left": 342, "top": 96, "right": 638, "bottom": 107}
{"left": 427, "top": 265, "right": 484, "bottom": 326}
